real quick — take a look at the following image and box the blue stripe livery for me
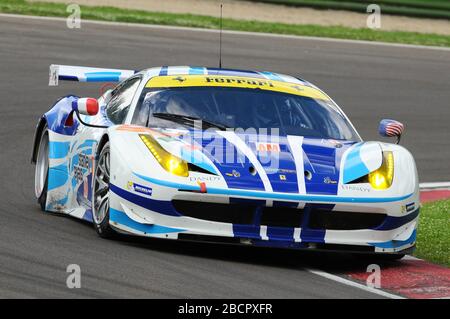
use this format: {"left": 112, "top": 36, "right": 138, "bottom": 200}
{"left": 232, "top": 224, "right": 261, "bottom": 239}
{"left": 188, "top": 66, "right": 205, "bottom": 75}
{"left": 47, "top": 167, "right": 69, "bottom": 191}
{"left": 267, "top": 227, "right": 295, "bottom": 241}
{"left": 342, "top": 143, "right": 370, "bottom": 184}
{"left": 374, "top": 208, "right": 419, "bottom": 231}
{"left": 159, "top": 66, "right": 168, "bottom": 76}
{"left": 49, "top": 141, "right": 70, "bottom": 159}
{"left": 303, "top": 142, "right": 340, "bottom": 195}
{"left": 110, "top": 208, "right": 184, "bottom": 234}
{"left": 85, "top": 71, "right": 121, "bottom": 82}
{"left": 369, "top": 230, "right": 416, "bottom": 249}
{"left": 110, "top": 184, "right": 180, "bottom": 216}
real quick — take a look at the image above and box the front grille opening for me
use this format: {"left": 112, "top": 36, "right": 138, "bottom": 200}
{"left": 172, "top": 200, "right": 303, "bottom": 227}
{"left": 260, "top": 207, "right": 303, "bottom": 228}
{"left": 172, "top": 200, "right": 255, "bottom": 224}
{"left": 309, "top": 209, "right": 386, "bottom": 230}
{"left": 172, "top": 201, "right": 385, "bottom": 231}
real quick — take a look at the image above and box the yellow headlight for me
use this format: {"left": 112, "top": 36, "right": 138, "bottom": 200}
{"left": 139, "top": 134, "right": 189, "bottom": 177}
{"left": 368, "top": 151, "right": 394, "bottom": 190}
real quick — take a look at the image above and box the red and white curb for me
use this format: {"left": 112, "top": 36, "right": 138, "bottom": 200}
{"left": 309, "top": 256, "right": 450, "bottom": 299}
{"left": 307, "top": 268, "right": 405, "bottom": 299}
{"left": 311, "top": 183, "right": 450, "bottom": 299}
{"left": 345, "top": 256, "right": 450, "bottom": 299}
{"left": 420, "top": 182, "right": 450, "bottom": 203}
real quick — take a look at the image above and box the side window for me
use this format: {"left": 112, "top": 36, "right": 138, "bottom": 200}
{"left": 106, "top": 77, "right": 141, "bottom": 124}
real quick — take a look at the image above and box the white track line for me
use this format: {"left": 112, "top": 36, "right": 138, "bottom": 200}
{"left": 1, "top": 13, "right": 450, "bottom": 52}
{"left": 403, "top": 254, "right": 421, "bottom": 261}
{"left": 419, "top": 182, "right": 450, "bottom": 190}
{"left": 306, "top": 268, "right": 405, "bottom": 299}
{"left": 308, "top": 183, "right": 442, "bottom": 299}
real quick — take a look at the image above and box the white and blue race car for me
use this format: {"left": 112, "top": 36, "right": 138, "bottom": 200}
{"left": 32, "top": 65, "right": 419, "bottom": 259}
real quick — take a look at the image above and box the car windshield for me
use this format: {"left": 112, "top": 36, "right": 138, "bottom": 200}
{"left": 132, "top": 86, "right": 359, "bottom": 141}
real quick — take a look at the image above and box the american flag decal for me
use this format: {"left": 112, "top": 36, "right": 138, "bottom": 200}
{"left": 379, "top": 119, "right": 404, "bottom": 137}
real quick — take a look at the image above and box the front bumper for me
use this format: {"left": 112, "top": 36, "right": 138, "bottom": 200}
{"left": 108, "top": 183, "right": 419, "bottom": 255}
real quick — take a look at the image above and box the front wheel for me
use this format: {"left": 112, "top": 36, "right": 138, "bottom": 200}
{"left": 92, "top": 142, "right": 115, "bottom": 238}
{"left": 34, "top": 126, "right": 49, "bottom": 211}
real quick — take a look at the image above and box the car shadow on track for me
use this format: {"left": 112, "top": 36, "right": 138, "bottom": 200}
{"left": 64, "top": 213, "right": 405, "bottom": 274}
{"left": 115, "top": 229, "right": 404, "bottom": 274}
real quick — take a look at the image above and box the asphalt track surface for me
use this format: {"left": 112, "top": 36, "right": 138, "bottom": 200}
{"left": 0, "top": 15, "right": 449, "bottom": 298}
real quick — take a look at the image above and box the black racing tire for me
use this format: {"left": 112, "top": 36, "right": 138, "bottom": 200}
{"left": 34, "top": 125, "right": 49, "bottom": 211}
{"left": 92, "top": 141, "right": 115, "bottom": 238}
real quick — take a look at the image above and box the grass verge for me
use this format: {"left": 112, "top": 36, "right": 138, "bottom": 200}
{"left": 415, "top": 199, "right": 450, "bottom": 267}
{"left": 245, "top": 0, "right": 450, "bottom": 20}
{"left": 1, "top": 0, "right": 450, "bottom": 48}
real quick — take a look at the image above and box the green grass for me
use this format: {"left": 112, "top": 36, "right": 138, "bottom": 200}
{"left": 244, "top": 0, "right": 450, "bottom": 20}
{"left": 1, "top": 0, "right": 450, "bottom": 48}
{"left": 415, "top": 199, "right": 450, "bottom": 267}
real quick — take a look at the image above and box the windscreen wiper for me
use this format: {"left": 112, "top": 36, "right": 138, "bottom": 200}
{"left": 152, "top": 113, "right": 229, "bottom": 131}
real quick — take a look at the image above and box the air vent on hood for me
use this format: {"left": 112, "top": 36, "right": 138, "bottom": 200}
{"left": 302, "top": 144, "right": 336, "bottom": 175}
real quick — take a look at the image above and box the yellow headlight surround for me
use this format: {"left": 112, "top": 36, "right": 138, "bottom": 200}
{"left": 139, "top": 134, "right": 189, "bottom": 177}
{"left": 368, "top": 151, "right": 394, "bottom": 190}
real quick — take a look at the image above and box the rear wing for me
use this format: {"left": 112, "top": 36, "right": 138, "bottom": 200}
{"left": 49, "top": 64, "right": 136, "bottom": 86}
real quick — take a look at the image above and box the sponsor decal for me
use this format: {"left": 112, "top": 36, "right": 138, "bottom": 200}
{"left": 322, "top": 139, "right": 343, "bottom": 148}
{"left": 189, "top": 176, "right": 222, "bottom": 182}
{"left": 225, "top": 170, "right": 241, "bottom": 178}
{"left": 323, "top": 177, "right": 338, "bottom": 184}
{"left": 73, "top": 153, "right": 91, "bottom": 184}
{"left": 340, "top": 184, "right": 371, "bottom": 193}
{"left": 78, "top": 153, "right": 90, "bottom": 168}
{"left": 146, "top": 75, "right": 331, "bottom": 101}
{"left": 279, "top": 174, "right": 287, "bottom": 181}
{"left": 205, "top": 77, "right": 274, "bottom": 88}
{"left": 256, "top": 142, "right": 280, "bottom": 153}
{"left": 127, "top": 182, "right": 153, "bottom": 196}
{"left": 173, "top": 76, "right": 186, "bottom": 82}
{"left": 402, "top": 202, "right": 415, "bottom": 213}
{"left": 279, "top": 169, "right": 296, "bottom": 174}
{"left": 265, "top": 168, "right": 296, "bottom": 174}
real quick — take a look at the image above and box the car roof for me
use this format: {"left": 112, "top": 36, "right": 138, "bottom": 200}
{"left": 140, "top": 66, "right": 316, "bottom": 87}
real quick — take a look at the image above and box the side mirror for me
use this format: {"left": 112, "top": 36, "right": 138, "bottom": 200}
{"left": 73, "top": 98, "right": 99, "bottom": 116}
{"left": 71, "top": 97, "right": 108, "bottom": 129}
{"left": 378, "top": 119, "right": 404, "bottom": 144}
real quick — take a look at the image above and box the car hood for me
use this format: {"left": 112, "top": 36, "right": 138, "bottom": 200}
{"left": 126, "top": 127, "right": 383, "bottom": 196}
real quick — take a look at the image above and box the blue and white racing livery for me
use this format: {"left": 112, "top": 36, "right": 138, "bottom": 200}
{"left": 32, "top": 65, "right": 419, "bottom": 260}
